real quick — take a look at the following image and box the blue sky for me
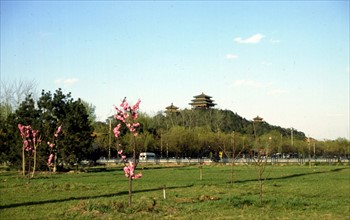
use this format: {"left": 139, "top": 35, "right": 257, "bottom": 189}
{"left": 1, "top": 1, "right": 349, "bottom": 140}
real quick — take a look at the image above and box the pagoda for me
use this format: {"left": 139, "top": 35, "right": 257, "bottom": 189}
{"left": 165, "top": 103, "right": 179, "bottom": 114}
{"left": 189, "top": 92, "right": 216, "bottom": 109}
{"left": 253, "top": 115, "right": 263, "bottom": 123}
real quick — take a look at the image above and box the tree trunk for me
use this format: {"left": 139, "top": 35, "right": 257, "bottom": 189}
{"left": 259, "top": 178, "right": 263, "bottom": 205}
{"left": 27, "top": 155, "right": 31, "bottom": 184}
{"left": 129, "top": 175, "right": 132, "bottom": 206}
{"left": 128, "top": 135, "right": 137, "bottom": 207}
{"left": 231, "top": 153, "right": 235, "bottom": 185}
{"left": 231, "top": 160, "right": 234, "bottom": 185}
{"left": 22, "top": 144, "right": 25, "bottom": 176}
{"left": 31, "top": 146, "right": 36, "bottom": 178}
{"left": 258, "top": 167, "right": 263, "bottom": 205}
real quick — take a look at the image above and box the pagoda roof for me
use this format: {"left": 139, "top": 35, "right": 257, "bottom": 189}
{"left": 165, "top": 103, "right": 179, "bottom": 113}
{"left": 253, "top": 116, "right": 264, "bottom": 122}
{"left": 165, "top": 103, "right": 179, "bottom": 110}
{"left": 193, "top": 92, "right": 212, "bottom": 99}
{"left": 189, "top": 92, "right": 216, "bottom": 109}
{"left": 191, "top": 98, "right": 214, "bottom": 103}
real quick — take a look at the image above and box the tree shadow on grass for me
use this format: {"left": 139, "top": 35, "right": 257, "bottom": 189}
{"left": 0, "top": 184, "right": 194, "bottom": 210}
{"left": 230, "top": 167, "right": 349, "bottom": 184}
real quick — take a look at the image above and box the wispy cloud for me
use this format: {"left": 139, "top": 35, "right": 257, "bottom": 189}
{"left": 234, "top": 33, "right": 264, "bottom": 44}
{"left": 233, "top": 79, "right": 270, "bottom": 89}
{"left": 55, "top": 78, "right": 79, "bottom": 86}
{"left": 226, "top": 54, "right": 239, "bottom": 60}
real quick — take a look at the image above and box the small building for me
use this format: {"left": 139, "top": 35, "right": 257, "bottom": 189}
{"left": 165, "top": 103, "right": 179, "bottom": 114}
{"left": 189, "top": 92, "right": 216, "bottom": 109}
{"left": 253, "top": 116, "right": 263, "bottom": 122}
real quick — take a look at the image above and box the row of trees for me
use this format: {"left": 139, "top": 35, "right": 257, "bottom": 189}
{"left": 1, "top": 84, "right": 349, "bottom": 170}
{"left": 95, "top": 112, "right": 348, "bottom": 160}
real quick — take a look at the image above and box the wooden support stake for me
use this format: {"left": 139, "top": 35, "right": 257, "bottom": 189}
{"left": 163, "top": 185, "right": 166, "bottom": 199}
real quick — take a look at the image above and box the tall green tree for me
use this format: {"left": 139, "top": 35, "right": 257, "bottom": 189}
{"left": 59, "top": 98, "right": 93, "bottom": 164}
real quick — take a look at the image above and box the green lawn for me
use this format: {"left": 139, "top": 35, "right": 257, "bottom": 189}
{"left": 0, "top": 164, "right": 349, "bottom": 219}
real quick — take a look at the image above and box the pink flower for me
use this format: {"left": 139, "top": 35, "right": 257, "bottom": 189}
{"left": 18, "top": 124, "right": 31, "bottom": 138}
{"left": 113, "top": 124, "right": 121, "bottom": 138}
{"left": 123, "top": 166, "right": 129, "bottom": 177}
{"left": 129, "top": 162, "right": 135, "bottom": 175}
{"left": 18, "top": 124, "right": 24, "bottom": 135}
{"left": 32, "top": 130, "right": 39, "bottom": 144}
{"left": 54, "top": 126, "right": 62, "bottom": 137}
{"left": 24, "top": 140, "right": 29, "bottom": 149}
{"left": 123, "top": 113, "right": 129, "bottom": 119}
{"left": 132, "top": 99, "right": 141, "bottom": 111}
{"left": 48, "top": 154, "right": 54, "bottom": 165}
{"left": 118, "top": 150, "right": 123, "bottom": 155}
{"left": 120, "top": 98, "right": 129, "bottom": 111}
{"left": 122, "top": 161, "right": 142, "bottom": 179}
{"left": 116, "top": 115, "right": 125, "bottom": 123}
{"left": 132, "top": 112, "right": 138, "bottom": 120}
{"left": 133, "top": 172, "right": 142, "bottom": 179}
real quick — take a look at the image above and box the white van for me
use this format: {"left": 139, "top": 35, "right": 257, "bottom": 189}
{"left": 139, "top": 152, "right": 156, "bottom": 161}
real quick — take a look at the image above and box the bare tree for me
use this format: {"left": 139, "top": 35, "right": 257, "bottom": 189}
{"left": 251, "top": 116, "right": 270, "bottom": 205}
{"left": 0, "top": 79, "right": 37, "bottom": 117}
{"left": 253, "top": 145, "right": 268, "bottom": 206}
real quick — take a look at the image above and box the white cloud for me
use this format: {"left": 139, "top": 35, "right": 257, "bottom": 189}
{"left": 233, "top": 79, "right": 270, "bottom": 89}
{"left": 55, "top": 78, "right": 79, "bottom": 86}
{"left": 234, "top": 33, "right": 265, "bottom": 44}
{"left": 226, "top": 54, "right": 239, "bottom": 60}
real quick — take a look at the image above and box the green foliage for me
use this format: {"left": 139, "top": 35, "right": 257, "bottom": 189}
{"left": 93, "top": 108, "right": 348, "bottom": 160}
{"left": 0, "top": 88, "right": 93, "bottom": 169}
{"left": 59, "top": 98, "right": 93, "bottom": 164}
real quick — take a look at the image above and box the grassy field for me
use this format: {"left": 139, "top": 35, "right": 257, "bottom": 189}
{"left": 0, "top": 164, "right": 349, "bottom": 219}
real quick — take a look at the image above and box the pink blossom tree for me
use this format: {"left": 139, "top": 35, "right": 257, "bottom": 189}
{"left": 18, "top": 124, "right": 41, "bottom": 181}
{"left": 47, "top": 125, "right": 62, "bottom": 173}
{"left": 113, "top": 97, "right": 142, "bottom": 206}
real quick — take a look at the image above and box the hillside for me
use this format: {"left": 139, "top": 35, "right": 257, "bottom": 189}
{"left": 158, "top": 108, "right": 306, "bottom": 140}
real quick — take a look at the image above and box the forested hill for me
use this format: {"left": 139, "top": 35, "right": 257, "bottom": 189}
{"left": 153, "top": 108, "right": 306, "bottom": 140}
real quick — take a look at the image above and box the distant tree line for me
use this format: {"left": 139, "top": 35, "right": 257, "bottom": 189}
{"left": 1, "top": 85, "right": 349, "bottom": 169}
{"left": 94, "top": 105, "right": 349, "bottom": 161}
